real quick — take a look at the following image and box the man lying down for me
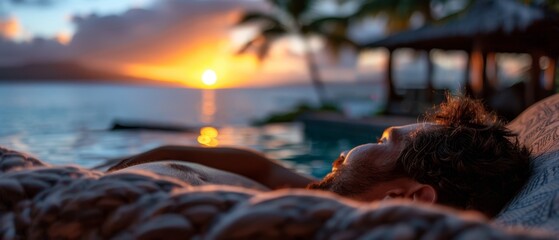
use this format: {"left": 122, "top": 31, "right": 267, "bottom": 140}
{"left": 108, "top": 95, "right": 531, "bottom": 218}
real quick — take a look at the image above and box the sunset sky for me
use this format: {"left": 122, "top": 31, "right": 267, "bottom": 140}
{"left": 0, "top": 0, "right": 524, "bottom": 89}
{"left": 0, "top": 0, "right": 365, "bottom": 88}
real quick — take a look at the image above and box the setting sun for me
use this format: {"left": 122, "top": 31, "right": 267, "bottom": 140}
{"left": 202, "top": 69, "right": 217, "bottom": 86}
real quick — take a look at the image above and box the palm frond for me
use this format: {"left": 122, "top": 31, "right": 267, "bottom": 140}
{"left": 353, "top": 0, "right": 398, "bottom": 18}
{"left": 254, "top": 32, "right": 284, "bottom": 61}
{"left": 256, "top": 41, "right": 272, "bottom": 61}
{"left": 266, "top": 0, "right": 282, "bottom": 8}
{"left": 262, "top": 25, "right": 289, "bottom": 36}
{"left": 321, "top": 33, "right": 359, "bottom": 50}
{"left": 434, "top": 0, "right": 475, "bottom": 23}
{"left": 348, "top": 0, "right": 477, "bottom": 33}
{"left": 237, "top": 25, "right": 286, "bottom": 62}
{"left": 287, "top": 0, "right": 316, "bottom": 19}
{"left": 306, "top": 16, "right": 350, "bottom": 31}
{"left": 237, "top": 12, "right": 282, "bottom": 26}
{"left": 237, "top": 38, "right": 260, "bottom": 55}
{"left": 398, "top": 0, "right": 432, "bottom": 17}
{"left": 320, "top": 33, "right": 359, "bottom": 61}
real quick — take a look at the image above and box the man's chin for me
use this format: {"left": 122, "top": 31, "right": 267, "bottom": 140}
{"left": 306, "top": 170, "right": 365, "bottom": 198}
{"left": 306, "top": 173, "right": 337, "bottom": 191}
{"left": 306, "top": 181, "right": 330, "bottom": 191}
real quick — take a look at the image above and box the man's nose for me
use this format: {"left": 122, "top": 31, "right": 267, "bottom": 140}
{"left": 340, "top": 151, "right": 349, "bottom": 159}
{"left": 333, "top": 151, "right": 349, "bottom": 169}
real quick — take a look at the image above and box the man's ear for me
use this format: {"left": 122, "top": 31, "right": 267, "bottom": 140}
{"left": 408, "top": 184, "right": 437, "bottom": 204}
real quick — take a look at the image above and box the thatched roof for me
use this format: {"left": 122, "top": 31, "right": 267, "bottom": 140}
{"left": 365, "top": 0, "right": 559, "bottom": 55}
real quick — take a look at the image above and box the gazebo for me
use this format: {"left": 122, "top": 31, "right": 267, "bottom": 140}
{"left": 365, "top": 0, "right": 559, "bottom": 111}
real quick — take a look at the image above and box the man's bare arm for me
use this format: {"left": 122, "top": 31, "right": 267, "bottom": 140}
{"left": 107, "top": 145, "right": 317, "bottom": 189}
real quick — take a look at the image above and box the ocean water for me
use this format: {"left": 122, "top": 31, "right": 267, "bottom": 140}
{"left": 0, "top": 82, "right": 383, "bottom": 177}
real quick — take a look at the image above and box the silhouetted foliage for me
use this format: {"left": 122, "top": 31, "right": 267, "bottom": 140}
{"left": 236, "top": 0, "right": 357, "bottom": 106}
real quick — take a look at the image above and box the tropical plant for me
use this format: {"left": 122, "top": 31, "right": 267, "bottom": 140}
{"left": 524, "top": 0, "right": 559, "bottom": 10}
{"left": 341, "top": 0, "right": 478, "bottom": 33}
{"left": 236, "top": 0, "right": 357, "bottom": 106}
{"left": 346, "top": 0, "right": 559, "bottom": 33}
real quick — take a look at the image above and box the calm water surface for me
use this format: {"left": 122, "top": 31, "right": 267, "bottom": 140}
{"left": 0, "top": 83, "right": 382, "bottom": 177}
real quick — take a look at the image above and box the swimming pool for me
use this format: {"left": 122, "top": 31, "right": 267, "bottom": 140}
{"left": 0, "top": 83, "right": 385, "bottom": 178}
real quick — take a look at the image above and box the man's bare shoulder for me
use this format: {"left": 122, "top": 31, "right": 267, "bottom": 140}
{"left": 113, "top": 160, "right": 270, "bottom": 191}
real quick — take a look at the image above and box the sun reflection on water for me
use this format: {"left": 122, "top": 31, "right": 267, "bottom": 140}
{"left": 198, "top": 73, "right": 219, "bottom": 147}
{"left": 200, "top": 89, "right": 216, "bottom": 124}
{"left": 197, "top": 126, "right": 219, "bottom": 147}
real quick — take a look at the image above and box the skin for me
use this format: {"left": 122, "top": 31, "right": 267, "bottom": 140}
{"left": 310, "top": 123, "right": 437, "bottom": 202}
{"left": 108, "top": 145, "right": 315, "bottom": 189}
{"left": 117, "top": 161, "right": 270, "bottom": 191}
{"left": 110, "top": 123, "right": 437, "bottom": 203}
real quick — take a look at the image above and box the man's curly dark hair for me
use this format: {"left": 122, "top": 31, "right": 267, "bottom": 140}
{"left": 395, "top": 95, "right": 531, "bottom": 217}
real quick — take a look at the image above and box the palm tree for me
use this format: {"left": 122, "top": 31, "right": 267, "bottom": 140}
{"left": 236, "top": 0, "right": 357, "bottom": 106}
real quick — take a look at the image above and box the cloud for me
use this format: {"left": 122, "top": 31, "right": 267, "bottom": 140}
{"left": 0, "top": 0, "right": 364, "bottom": 87}
{"left": 0, "top": 16, "right": 69, "bottom": 65}
{"left": 5, "top": 0, "right": 57, "bottom": 6}
{"left": 0, "top": 16, "right": 21, "bottom": 39}
{"left": 70, "top": 0, "right": 261, "bottom": 62}
{"left": 65, "top": 0, "right": 274, "bottom": 86}
{"left": 0, "top": 37, "right": 68, "bottom": 65}
{"left": 1, "top": 1, "right": 260, "bottom": 64}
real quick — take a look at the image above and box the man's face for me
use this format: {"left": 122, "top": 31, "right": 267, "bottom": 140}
{"left": 308, "top": 123, "right": 433, "bottom": 201}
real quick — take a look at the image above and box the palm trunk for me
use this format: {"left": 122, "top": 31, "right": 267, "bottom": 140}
{"left": 303, "top": 40, "right": 328, "bottom": 106}
{"left": 387, "top": 49, "right": 398, "bottom": 103}
{"left": 426, "top": 50, "right": 434, "bottom": 103}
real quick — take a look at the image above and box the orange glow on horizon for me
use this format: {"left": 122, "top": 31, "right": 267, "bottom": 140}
{"left": 96, "top": 35, "right": 313, "bottom": 89}
{"left": 120, "top": 53, "right": 259, "bottom": 89}
{"left": 11, "top": 6, "right": 343, "bottom": 89}
{"left": 108, "top": 36, "right": 254, "bottom": 88}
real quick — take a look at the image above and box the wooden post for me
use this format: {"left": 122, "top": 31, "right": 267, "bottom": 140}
{"left": 426, "top": 50, "right": 434, "bottom": 103}
{"left": 526, "top": 52, "right": 542, "bottom": 106}
{"left": 386, "top": 49, "right": 398, "bottom": 112}
{"left": 486, "top": 52, "right": 499, "bottom": 96}
{"left": 481, "top": 51, "right": 490, "bottom": 99}
{"left": 464, "top": 51, "right": 473, "bottom": 96}
{"left": 543, "top": 55, "right": 557, "bottom": 94}
{"left": 470, "top": 46, "right": 484, "bottom": 98}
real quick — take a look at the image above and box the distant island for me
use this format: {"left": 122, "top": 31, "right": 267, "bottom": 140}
{"left": 0, "top": 62, "right": 391, "bottom": 89}
{"left": 0, "top": 62, "right": 177, "bottom": 86}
